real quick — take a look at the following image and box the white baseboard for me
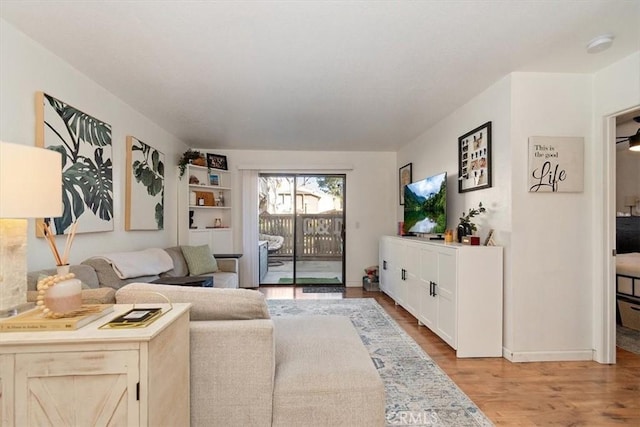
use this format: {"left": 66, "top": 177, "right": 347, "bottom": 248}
{"left": 503, "top": 347, "right": 594, "bottom": 362}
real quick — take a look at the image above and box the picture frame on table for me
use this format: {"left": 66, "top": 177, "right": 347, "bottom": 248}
{"left": 207, "top": 153, "right": 228, "bottom": 170}
{"left": 458, "top": 121, "right": 492, "bottom": 193}
{"left": 484, "top": 229, "right": 495, "bottom": 246}
{"left": 399, "top": 163, "right": 412, "bottom": 205}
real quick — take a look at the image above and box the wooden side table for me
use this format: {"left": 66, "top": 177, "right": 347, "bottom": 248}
{"left": 0, "top": 303, "right": 190, "bottom": 426}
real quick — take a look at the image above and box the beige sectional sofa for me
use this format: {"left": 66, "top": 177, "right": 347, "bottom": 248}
{"left": 26, "top": 246, "right": 239, "bottom": 304}
{"left": 115, "top": 283, "right": 386, "bottom": 426}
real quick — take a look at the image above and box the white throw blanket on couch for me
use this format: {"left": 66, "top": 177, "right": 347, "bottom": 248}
{"left": 93, "top": 248, "right": 174, "bottom": 279}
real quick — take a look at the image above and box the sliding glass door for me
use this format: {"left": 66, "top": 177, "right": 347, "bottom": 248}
{"left": 258, "top": 174, "right": 345, "bottom": 286}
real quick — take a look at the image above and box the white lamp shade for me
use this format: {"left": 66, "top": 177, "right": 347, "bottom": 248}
{"left": 0, "top": 141, "right": 63, "bottom": 218}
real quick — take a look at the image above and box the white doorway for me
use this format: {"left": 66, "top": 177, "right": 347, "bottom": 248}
{"left": 604, "top": 107, "right": 640, "bottom": 362}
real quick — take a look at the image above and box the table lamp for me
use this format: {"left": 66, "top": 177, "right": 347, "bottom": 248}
{"left": 0, "top": 141, "right": 62, "bottom": 317}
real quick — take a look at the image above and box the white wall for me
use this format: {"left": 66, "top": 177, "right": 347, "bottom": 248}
{"left": 398, "top": 72, "right": 601, "bottom": 362}
{"left": 0, "top": 20, "right": 188, "bottom": 271}
{"left": 509, "top": 73, "right": 593, "bottom": 361}
{"left": 208, "top": 149, "right": 397, "bottom": 287}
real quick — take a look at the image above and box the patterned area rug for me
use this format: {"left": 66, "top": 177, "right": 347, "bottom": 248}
{"left": 267, "top": 298, "right": 492, "bottom": 427}
{"left": 617, "top": 325, "right": 640, "bottom": 355}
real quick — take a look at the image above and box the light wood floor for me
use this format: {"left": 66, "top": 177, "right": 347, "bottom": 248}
{"left": 260, "top": 286, "right": 640, "bottom": 426}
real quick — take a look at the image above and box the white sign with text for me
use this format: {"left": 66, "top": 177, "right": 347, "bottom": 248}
{"left": 528, "top": 136, "right": 584, "bottom": 193}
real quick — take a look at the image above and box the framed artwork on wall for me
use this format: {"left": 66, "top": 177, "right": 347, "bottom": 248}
{"left": 458, "top": 121, "right": 492, "bottom": 193}
{"left": 125, "top": 136, "right": 165, "bottom": 230}
{"left": 35, "top": 92, "right": 114, "bottom": 236}
{"left": 209, "top": 173, "right": 220, "bottom": 186}
{"left": 528, "top": 136, "right": 584, "bottom": 193}
{"left": 207, "top": 153, "right": 228, "bottom": 170}
{"left": 399, "top": 163, "right": 412, "bottom": 205}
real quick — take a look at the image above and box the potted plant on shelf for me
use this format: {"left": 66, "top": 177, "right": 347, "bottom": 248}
{"left": 458, "top": 202, "right": 486, "bottom": 242}
{"left": 178, "top": 149, "right": 206, "bottom": 179}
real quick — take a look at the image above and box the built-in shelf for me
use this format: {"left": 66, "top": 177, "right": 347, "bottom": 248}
{"left": 179, "top": 163, "right": 233, "bottom": 253}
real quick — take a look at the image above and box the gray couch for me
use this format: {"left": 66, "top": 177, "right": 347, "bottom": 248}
{"left": 115, "top": 283, "right": 386, "bottom": 426}
{"left": 27, "top": 246, "right": 239, "bottom": 304}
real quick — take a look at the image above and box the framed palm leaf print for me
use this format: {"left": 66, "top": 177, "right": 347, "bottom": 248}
{"left": 125, "top": 136, "right": 165, "bottom": 230}
{"left": 36, "top": 92, "right": 113, "bottom": 235}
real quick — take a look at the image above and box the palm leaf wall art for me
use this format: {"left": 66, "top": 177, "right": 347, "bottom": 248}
{"left": 125, "top": 136, "right": 165, "bottom": 230}
{"left": 36, "top": 92, "right": 113, "bottom": 236}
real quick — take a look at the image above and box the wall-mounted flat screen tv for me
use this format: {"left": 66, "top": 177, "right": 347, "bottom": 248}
{"left": 403, "top": 172, "right": 447, "bottom": 235}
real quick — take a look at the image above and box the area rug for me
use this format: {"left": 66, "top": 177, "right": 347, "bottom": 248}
{"left": 278, "top": 277, "right": 341, "bottom": 284}
{"left": 617, "top": 324, "right": 640, "bottom": 355}
{"left": 301, "top": 285, "right": 345, "bottom": 293}
{"left": 267, "top": 298, "right": 492, "bottom": 426}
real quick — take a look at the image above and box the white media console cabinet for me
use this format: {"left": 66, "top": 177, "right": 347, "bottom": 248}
{"left": 379, "top": 236, "right": 503, "bottom": 357}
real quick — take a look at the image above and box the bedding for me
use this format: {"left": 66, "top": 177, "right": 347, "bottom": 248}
{"left": 617, "top": 252, "right": 640, "bottom": 277}
{"left": 616, "top": 252, "right": 640, "bottom": 298}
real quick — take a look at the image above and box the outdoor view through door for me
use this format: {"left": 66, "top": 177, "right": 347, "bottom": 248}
{"left": 258, "top": 174, "right": 345, "bottom": 286}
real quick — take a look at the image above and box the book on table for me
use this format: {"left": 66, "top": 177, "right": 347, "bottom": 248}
{"left": 0, "top": 304, "right": 114, "bottom": 332}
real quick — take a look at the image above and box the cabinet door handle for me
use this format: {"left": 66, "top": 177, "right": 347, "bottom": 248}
{"left": 401, "top": 269, "right": 405, "bottom": 280}
{"left": 429, "top": 281, "right": 433, "bottom": 296}
{"left": 383, "top": 260, "right": 387, "bottom": 270}
{"left": 432, "top": 282, "right": 437, "bottom": 296}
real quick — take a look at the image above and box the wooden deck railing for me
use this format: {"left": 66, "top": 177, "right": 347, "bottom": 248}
{"left": 259, "top": 213, "right": 343, "bottom": 260}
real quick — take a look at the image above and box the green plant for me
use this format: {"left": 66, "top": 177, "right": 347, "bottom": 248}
{"left": 459, "top": 202, "right": 486, "bottom": 233}
{"left": 178, "top": 149, "right": 203, "bottom": 179}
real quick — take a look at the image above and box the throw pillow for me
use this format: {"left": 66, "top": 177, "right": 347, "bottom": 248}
{"left": 181, "top": 245, "right": 218, "bottom": 275}
{"left": 162, "top": 246, "right": 189, "bottom": 277}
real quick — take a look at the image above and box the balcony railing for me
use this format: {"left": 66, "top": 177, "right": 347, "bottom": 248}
{"left": 259, "top": 213, "right": 343, "bottom": 260}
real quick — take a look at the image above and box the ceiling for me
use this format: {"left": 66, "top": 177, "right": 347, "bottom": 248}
{"left": 1, "top": 1, "right": 639, "bottom": 152}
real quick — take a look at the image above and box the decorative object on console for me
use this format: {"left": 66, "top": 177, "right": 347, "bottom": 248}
{"left": 458, "top": 121, "right": 492, "bottom": 193}
{"left": 457, "top": 202, "right": 486, "bottom": 243}
{"left": 36, "top": 272, "right": 83, "bottom": 317}
{"left": 398, "top": 163, "right": 412, "bottom": 205}
{"left": 40, "top": 220, "right": 78, "bottom": 268}
{"left": 207, "top": 153, "right": 228, "bottom": 170}
{"left": 178, "top": 149, "right": 205, "bottom": 178}
{"left": 126, "top": 136, "right": 165, "bottom": 230}
{"left": 0, "top": 142, "right": 62, "bottom": 316}
{"left": 36, "top": 92, "right": 113, "bottom": 235}
{"left": 484, "top": 229, "right": 496, "bottom": 246}
{"left": 528, "top": 136, "right": 584, "bottom": 193}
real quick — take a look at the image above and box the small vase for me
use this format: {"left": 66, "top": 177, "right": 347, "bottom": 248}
{"left": 45, "top": 277, "right": 82, "bottom": 314}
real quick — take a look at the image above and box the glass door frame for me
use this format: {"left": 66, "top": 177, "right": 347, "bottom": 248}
{"left": 258, "top": 173, "right": 346, "bottom": 286}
